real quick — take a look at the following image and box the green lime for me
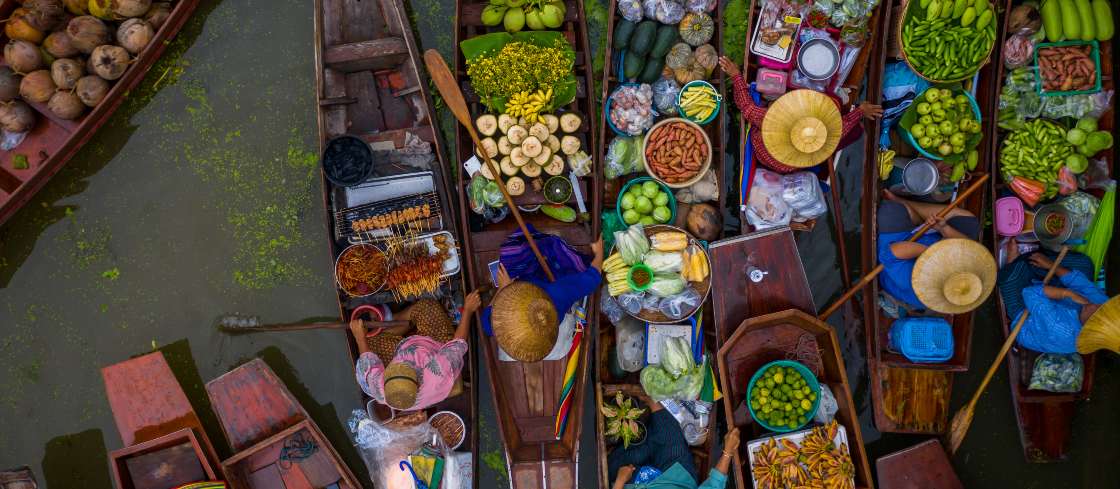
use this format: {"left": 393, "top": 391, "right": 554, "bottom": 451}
{"left": 800, "top": 399, "right": 812, "bottom": 411}
{"left": 773, "top": 372, "right": 784, "bottom": 384}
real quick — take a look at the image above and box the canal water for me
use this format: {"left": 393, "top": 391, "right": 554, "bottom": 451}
{"left": 0, "top": 0, "right": 1116, "bottom": 487}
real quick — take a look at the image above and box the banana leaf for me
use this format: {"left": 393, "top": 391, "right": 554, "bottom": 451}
{"left": 1073, "top": 183, "right": 1115, "bottom": 280}
{"left": 459, "top": 30, "right": 578, "bottom": 111}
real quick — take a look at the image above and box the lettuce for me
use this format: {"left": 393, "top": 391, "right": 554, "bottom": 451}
{"left": 648, "top": 273, "right": 686, "bottom": 297}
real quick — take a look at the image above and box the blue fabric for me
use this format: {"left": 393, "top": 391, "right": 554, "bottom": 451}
{"left": 623, "top": 464, "right": 728, "bottom": 489}
{"left": 1015, "top": 270, "right": 1108, "bottom": 354}
{"left": 997, "top": 251, "right": 1096, "bottom": 320}
{"left": 634, "top": 466, "right": 663, "bottom": 484}
{"left": 480, "top": 267, "right": 602, "bottom": 336}
{"left": 879, "top": 62, "right": 931, "bottom": 148}
{"left": 877, "top": 228, "right": 941, "bottom": 309}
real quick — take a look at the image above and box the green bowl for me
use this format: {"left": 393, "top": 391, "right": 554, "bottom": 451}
{"left": 626, "top": 263, "right": 653, "bottom": 292}
{"left": 676, "top": 80, "right": 722, "bottom": 125}
{"left": 616, "top": 176, "right": 677, "bottom": 226}
{"left": 746, "top": 360, "right": 821, "bottom": 433}
{"left": 899, "top": 86, "right": 982, "bottom": 162}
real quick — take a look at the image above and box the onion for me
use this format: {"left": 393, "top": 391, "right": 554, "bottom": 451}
{"left": 48, "top": 90, "right": 85, "bottom": 120}
{"left": 0, "top": 101, "right": 37, "bottom": 132}
{"left": 144, "top": 2, "right": 171, "bottom": 30}
{"left": 20, "top": 70, "right": 56, "bottom": 103}
{"left": 116, "top": 18, "right": 154, "bottom": 54}
{"left": 91, "top": 45, "right": 129, "bottom": 80}
{"left": 43, "top": 31, "right": 79, "bottom": 58}
{"left": 5, "top": 9, "right": 46, "bottom": 44}
{"left": 67, "top": 16, "right": 110, "bottom": 54}
{"left": 75, "top": 75, "right": 109, "bottom": 107}
{"left": 4, "top": 40, "right": 45, "bottom": 74}
{"left": 23, "top": 0, "right": 67, "bottom": 31}
{"left": 0, "top": 67, "right": 20, "bottom": 102}
{"left": 111, "top": 0, "right": 151, "bottom": 18}
{"left": 51, "top": 58, "right": 84, "bottom": 90}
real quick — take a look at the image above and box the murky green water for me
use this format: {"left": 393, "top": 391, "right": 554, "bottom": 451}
{"left": 0, "top": 0, "right": 1116, "bottom": 487}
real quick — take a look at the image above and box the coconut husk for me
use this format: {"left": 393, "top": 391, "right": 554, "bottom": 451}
{"left": 491, "top": 281, "right": 558, "bottom": 362}
{"left": 911, "top": 239, "right": 997, "bottom": 314}
{"left": 761, "top": 89, "right": 843, "bottom": 169}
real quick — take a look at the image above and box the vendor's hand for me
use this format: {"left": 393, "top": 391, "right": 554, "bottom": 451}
{"left": 722, "top": 428, "right": 741, "bottom": 455}
{"left": 1066, "top": 290, "right": 1090, "bottom": 305}
{"left": 592, "top": 238, "right": 604, "bottom": 259}
{"left": 859, "top": 102, "right": 884, "bottom": 120}
{"left": 497, "top": 264, "right": 514, "bottom": 288}
{"left": 349, "top": 319, "right": 367, "bottom": 339}
{"left": 463, "top": 290, "right": 482, "bottom": 315}
{"left": 718, "top": 56, "right": 741, "bottom": 77}
{"left": 617, "top": 465, "right": 636, "bottom": 482}
{"left": 925, "top": 215, "right": 948, "bottom": 232}
{"left": 1029, "top": 254, "right": 1055, "bottom": 270}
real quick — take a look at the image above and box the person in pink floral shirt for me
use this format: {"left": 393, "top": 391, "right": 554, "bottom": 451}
{"left": 351, "top": 290, "right": 480, "bottom": 411}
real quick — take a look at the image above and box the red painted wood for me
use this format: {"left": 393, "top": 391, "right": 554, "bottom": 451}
{"left": 876, "top": 439, "right": 962, "bottom": 489}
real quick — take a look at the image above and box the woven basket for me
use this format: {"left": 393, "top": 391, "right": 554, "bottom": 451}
{"left": 627, "top": 224, "right": 712, "bottom": 325}
{"left": 897, "top": 0, "right": 997, "bottom": 83}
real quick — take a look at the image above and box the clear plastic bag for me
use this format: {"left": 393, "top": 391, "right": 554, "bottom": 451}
{"left": 684, "top": 0, "right": 715, "bottom": 13}
{"left": 601, "top": 286, "right": 625, "bottom": 324}
{"left": 350, "top": 406, "right": 463, "bottom": 489}
{"left": 642, "top": 292, "right": 662, "bottom": 312}
{"left": 660, "top": 399, "right": 712, "bottom": 446}
{"left": 605, "top": 136, "right": 637, "bottom": 179}
{"left": 615, "top": 317, "right": 647, "bottom": 372}
{"left": 647, "top": 0, "right": 685, "bottom": 24}
{"left": 782, "top": 171, "right": 828, "bottom": 220}
{"left": 639, "top": 339, "right": 703, "bottom": 401}
{"left": 813, "top": 384, "right": 839, "bottom": 424}
{"left": 468, "top": 174, "right": 489, "bottom": 214}
{"left": 746, "top": 168, "right": 793, "bottom": 229}
{"left": 618, "top": 0, "right": 644, "bottom": 22}
{"left": 1003, "top": 34, "right": 1034, "bottom": 69}
{"left": 618, "top": 291, "right": 645, "bottom": 315}
{"left": 569, "top": 150, "right": 593, "bottom": 177}
{"left": 1029, "top": 353, "right": 1083, "bottom": 393}
{"left": 609, "top": 84, "right": 656, "bottom": 136}
{"left": 1040, "top": 91, "right": 1114, "bottom": 120}
{"left": 653, "top": 78, "right": 681, "bottom": 114}
{"left": 675, "top": 169, "right": 719, "bottom": 203}
{"left": 658, "top": 288, "right": 701, "bottom": 320}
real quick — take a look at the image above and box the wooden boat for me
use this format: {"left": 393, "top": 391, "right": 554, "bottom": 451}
{"left": 710, "top": 227, "right": 873, "bottom": 489}
{"left": 312, "top": 0, "right": 478, "bottom": 473}
{"left": 592, "top": 2, "right": 725, "bottom": 486}
{"left": 985, "top": 0, "right": 1113, "bottom": 463}
{"left": 205, "top": 358, "right": 360, "bottom": 489}
{"left": 0, "top": 0, "right": 200, "bottom": 227}
{"left": 858, "top": 0, "right": 1002, "bottom": 435}
{"left": 450, "top": 1, "right": 599, "bottom": 486}
{"left": 875, "top": 439, "right": 963, "bottom": 489}
{"left": 100, "top": 351, "right": 224, "bottom": 489}
{"left": 735, "top": 0, "right": 890, "bottom": 234}
{"left": 0, "top": 467, "right": 38, "bottom": 489}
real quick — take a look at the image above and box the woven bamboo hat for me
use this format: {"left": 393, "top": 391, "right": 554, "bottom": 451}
{"left": 491, "top": 281, "right": 559, "bottom": 362}
{"left": 1078, "top": 295, "right": 1120, "bottom": 354}
{"left": 383, "top": 361, "right": 419, "bottom": 410}
{"left": 761, "top": 89, "right": 843, "bottom": 168}
{"left": 912, "top": 238, "right": 997, "bottom": 314}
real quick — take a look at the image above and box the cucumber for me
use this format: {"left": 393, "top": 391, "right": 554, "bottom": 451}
{"left": 941, "top": 0, "right": 954, "bottom": 18}
{"left": 976, "top": 8, "right": 993, "bottom": 28}
{"left": 638, "top": 56, "right": 664, "bottom": 83}
{"left": 927, "top": 0, "right": 941, "bottom": 19}
{"left": 1060, "top": 0, "right": 1081, "bottom": 40}
{"left": 541, "top": 204, "right": 577, "bottom": 222}
{"left": 1042, "top": 0, "right": 1063, "bottom": 41}
{"left": 974, "top": 0, "right": 987, "bottom": 12}
{"left": 650, "top": 25, "right": 678, "bottom": 59}
{"left": 920, "top": 0, "right": 932, "bottom": 7}
{"left": 1075, "top": 0, "right": 1095, "bottom": 40}
{"left": 1093, "top": 0, "right": 1114, "bottom": 40}
{"left": 952, "top": 0, "right": 969, "bottom": 18}
{"left": 630, "top": 20, "right": 657, "bottom": 56}
{"left": 613, "top": 19, "right": 638, "bottom": 50}
{"left": 623, "top": 51, "right": 645, "bottom": 79}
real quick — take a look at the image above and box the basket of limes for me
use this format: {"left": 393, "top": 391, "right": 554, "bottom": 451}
{"left": 617, "top": 177, "right": 676, "bottom": 226}
{"left": 747, "top": 360, "right": 821, "bottom": 433}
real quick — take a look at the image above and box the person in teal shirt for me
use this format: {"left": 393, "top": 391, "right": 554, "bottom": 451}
{"left": 609, "top": 396, "right": 740, "bottom": 489}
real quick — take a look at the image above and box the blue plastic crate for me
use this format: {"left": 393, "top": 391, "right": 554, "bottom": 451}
{"left": 889, "top": 317, "right": 954, "bottom": 363}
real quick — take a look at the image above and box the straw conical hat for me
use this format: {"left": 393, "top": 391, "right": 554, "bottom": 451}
{"left": 384, "top": 362, "right": 419, "bottom": 410}
{"left": 1078, "top": 295, "right": 1120, "bottom": 354}
{"left": 912, "top": 239, "right": 997, "bottom": 314}
{"left": 491, "top": 281, "right": 559, "bottom": 362}
{"left": 762, "top": 89, "right": 843, "bottom": 168}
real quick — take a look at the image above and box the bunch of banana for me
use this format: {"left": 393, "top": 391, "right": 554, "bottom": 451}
{"left": 505, "top": 88, "right": 552, "bottom": 124}
{"left": 679, "top": 245, "right": 709, "bottom": 282}
{"left": 679, "top": 84, "right": 719, "bottom": 122}
{"left": 776, "top": 439, "right": 810, "bottom": 486}
{"left": 750, "top": 438, "right": 785, "bottom": 489}
{"left": 604, "top": 253, "right": 632, "bottom": 296}
{"left": 878, "top": 148, "right": 896, "bottom": 181}
{"left": 817, "top": 443, "right": 856, "bottom": 489}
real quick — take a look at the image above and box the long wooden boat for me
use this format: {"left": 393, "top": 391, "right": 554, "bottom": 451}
{"left": 985, "top": 0, "right": 1113, "bottom": 462}
{"left": 875, "top": 439, "right": 963, "bottom": 489}
{"left": 100, "top": 351, "right": 224, "bottom": 489}
{"left": 0, "top": 467, "right": 38, "bottom": 489}
{"left": 858, "top": 0, "right": 1002, "bottom": 435}
{"left": 312, "top": 0, "right": 479, "bottom": 475}
{"left": 711, "top": 227, "right": 874, "bottom": 489}
{"left": 451, "top": 1, "right": 600, "bottom": 486}
{"left": 0, "top": 0, "right": 200, "bottom": 227}
{"left": 736, "top": 0, "right": 890, "bottom": 235}
{"left": 205, "top": 358, "right": 360, "bottom": 489}
{"left": 593, "top": 2, "right": 725, "bottom": 486}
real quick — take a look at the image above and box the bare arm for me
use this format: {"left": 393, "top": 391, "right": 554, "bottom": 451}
{"left": 591, "top": 238, "right": 605, "bottom": 271}
{"left": 1043, "top": 286, "right": 1088, "bottom": 304}
{"left": 612, "top": 466, "right": 635, "bottom": 489}
{"left": 350, "top": 320, "right": 371, "bottom": 355}
{"left": 714, "top": 428, "right": 740, "bottom": 475}
{"left": 455, "top": 290, "right": 482, "bottom": 341}
{"left": 889, "top": 241, "right": 928, "bottom": 260}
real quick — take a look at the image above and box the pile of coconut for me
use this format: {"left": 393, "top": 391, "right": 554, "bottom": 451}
{"left": 0, "top": 0, "right": 172, "bottom": 133}
{"left": 474, "top": 112, "right": 586, "bottom": 196}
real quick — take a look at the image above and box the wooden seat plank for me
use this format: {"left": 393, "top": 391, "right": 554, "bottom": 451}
{"left": 323, "top": 38, "right": 409, "bottom": 73}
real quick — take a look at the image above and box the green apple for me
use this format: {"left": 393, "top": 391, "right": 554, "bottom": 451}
{"left": 623, "top": 209, "right": 640, "bottom": 224}
{"left": 641, "top": 180, "right": 660, "bottom": 199}
{"left": 635, "top": 195, "right": 653, "bottom": 214}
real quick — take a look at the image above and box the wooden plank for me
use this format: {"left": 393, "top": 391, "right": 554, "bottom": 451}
{"left": 204, "top": 358, "right": 305, "bottom": 453}
{"left": 323, "top": 38, "right": 409, "bottom": 73}
{"left": 876, "top": 439, "right": 962, "bottom": 489}
{"left": 109, "top": 429, "right": 218, "bottom": 489}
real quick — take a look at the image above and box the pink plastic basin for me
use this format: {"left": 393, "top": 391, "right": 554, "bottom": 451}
{"left": 995, "top": 196, "right": 1025, "bottom": 236}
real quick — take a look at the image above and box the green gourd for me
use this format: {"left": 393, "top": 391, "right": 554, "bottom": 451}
{"left": 638, "top": 57, "right": 664, "bottom": 83}
{"left": 952, "top": 0, "right": 969, "bottom": 18}
{"left": 650, "top": 25, "right": 679, "bottom": 58}
{"left": 541, "top": 204, "right": 577, "bottom": 222}
{"left": 623, "top": 51, "right": 645, "bottom": 79}
{"left": 1060, "top": 0, "right": 1081, "bottom": 40}
{"left": 1041, "top": 0, "right": 1063, "bottom": 41}
{"left": 630, "top": 21, "right": 657, "bottom": 56}
{"left": 1093, "top": 0, "right": 1114, "bottom": 40}
{"left": 1075, "top": 0, "right": 1095, "bottom": 40}
{"left": 613, "top": 19, "right": 638, "bottom": 50}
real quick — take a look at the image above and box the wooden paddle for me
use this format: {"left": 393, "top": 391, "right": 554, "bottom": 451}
{"left": 817, "top": 172, "right": 990, "bottom": 321}
{"left": 945, "top": 246, "right": 1069, "bottom": 455}
{"left": 217, "top": 315, "right": 411, "bottom": 334}
{"left": 422, "top": 49, "right": 555, "bottom": 282}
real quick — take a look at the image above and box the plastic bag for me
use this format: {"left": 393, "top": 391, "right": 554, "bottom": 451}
{"left": 618, "top": 0, "right": 644, "bottom": 22}
{"left": 646, "top": 0, "right": 685, "bottom": 24}
{"left": 601, "top": 286, "right": 625, "bottom": 324}
{"left": 746, "top": 169, "right": 793, "bottom": 229}
{"left": 642, "top": 292, "right": 662, "bottom": 311}
{"left": 1040, "top": 91, "right": 1113, "bottom": 120}
{"left": 609, "top": 84, "right": 655, "bottom": 136}
{"left": 782, "top": 171, "right": 828, "bottom": 220}
{"left": 644, "top": 250, "right": 684, "bottom": 273}
{"left": 693, "top": 44, "right": 718, "bottom": 76}
{"left": 569, "top": 150, "right": 593, "bottom": 177}
{"left": 1029, "top": 353, "right": 1083, "bottom": 393}
{"left": 639, "top": 339, "right": 703, "bottom": 401}
{"left": 684, "top": 0, "right": 715, "bottom": 13}
{"left": 813, "top": 384, "right": 839, "bottom": 424}
{"left": 658, "top": 288, "right": 701, "bottom": 320}
{"left": 648, "top": 273, "right": 687, "bottom": 297}
{"left": 618, "top": 291, "right": 645, "bottom": 315}
{"left": 615, "top": 317, "right": 647, "bottom": 372}
{"left": 605, "top": 136, "right": 638, "bottom": 179}
{"left": 660, "top": 399, "right": 712, "bottom": 446}
{"left": 350, "top": 407, "right": 457, "bottom": 489}
{"left": 468, "top": 174, "right": 489, "bottom": 214}
{"left": 1009, "top": 176, "right": 1046, "bottom": 207}
{"left": 675, "top": 169, "right": 719, "bottom": 203}
{"left": 1003, "top": 34, "right": 1034, "bottom": 69}
{"left": 653, "top": 78, "right": 682, "bottom": 114}
{"left": 1057, "top": 166, "right": 1078, "bottom": 195}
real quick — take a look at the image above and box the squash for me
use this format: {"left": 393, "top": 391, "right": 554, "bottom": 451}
{"left": 1074, "top": 0, "right": 1094, "bottom": 40}
{"left": 630, "top": 20, "right": 658, "bottom": 56}
{"left": 639, "top": 56, "right": 665, "bottom": 83}
{"left": 1041, "top": 0, "right": 1063, "bottom": 41}
{"left": 679, "top": 12, "right": 714, "bottom": 47}
{"left": 1093, "top": 0, "right": 1114, "bottom": 40}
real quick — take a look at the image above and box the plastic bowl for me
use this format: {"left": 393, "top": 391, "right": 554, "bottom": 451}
{"left": 606, "top": 79, "right": 647, "bottom": 137}
{"left": 642, "top": 117, "right": 712, "bottom": 189}
{"left": 746, "top": 360, "right": 821, "bottom": 433}
{"left": 676, "top": 80, "right": 722, "bottom": 125}
{"left": 322, "top": 135, "right": 374, "bottom": 187}
{"left": 627, "top": 263, "right": 653, "bottom": 292}
{"left": 615, "top": 176, "right": 677, "bottom": 226}
{"left": 900, "top": 88, "right": 982, "bottom": 161}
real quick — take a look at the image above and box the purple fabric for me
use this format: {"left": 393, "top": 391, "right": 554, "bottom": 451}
{"left": 499, "top": 224, "right": 590, "bottom": 282}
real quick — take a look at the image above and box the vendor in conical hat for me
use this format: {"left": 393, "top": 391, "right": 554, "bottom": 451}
{"left": 719, "top": 56, "right": 883, "bottom": 174}
{"left": 481, "top": 230, "right": 604, "bottom": 362}
{"left": 875, "top": 190, "right": 985, "bottom": 313}
{"left": 350, "top": 291, "right": 480, "bottom": 411}
{"left": 997, "top": 245, "right": 1112, "bottom": 354}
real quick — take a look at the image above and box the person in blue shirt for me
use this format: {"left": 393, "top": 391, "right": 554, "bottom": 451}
{"left": 877, "top": 190, "right": 980, "bottom": 311}
{"left": 997, "top": 245, "right": 1107, "bottom": 354}
{"left": 610, "top": 394, "right": 740, "bottom": 489}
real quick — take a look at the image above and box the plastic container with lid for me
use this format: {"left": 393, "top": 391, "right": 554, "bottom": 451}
{"left": 889, "top": 316, "right": 954, "bottom": 363}
{"left": 755, "top": 68, "right": 789, "bottom": 98}
{"left": 995, "top": 197, "right": 1025, "bottom": 236}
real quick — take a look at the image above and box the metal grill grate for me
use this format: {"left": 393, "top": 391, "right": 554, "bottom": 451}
{"left": 333, "top": 191, "right": 443, "bottom": 243}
